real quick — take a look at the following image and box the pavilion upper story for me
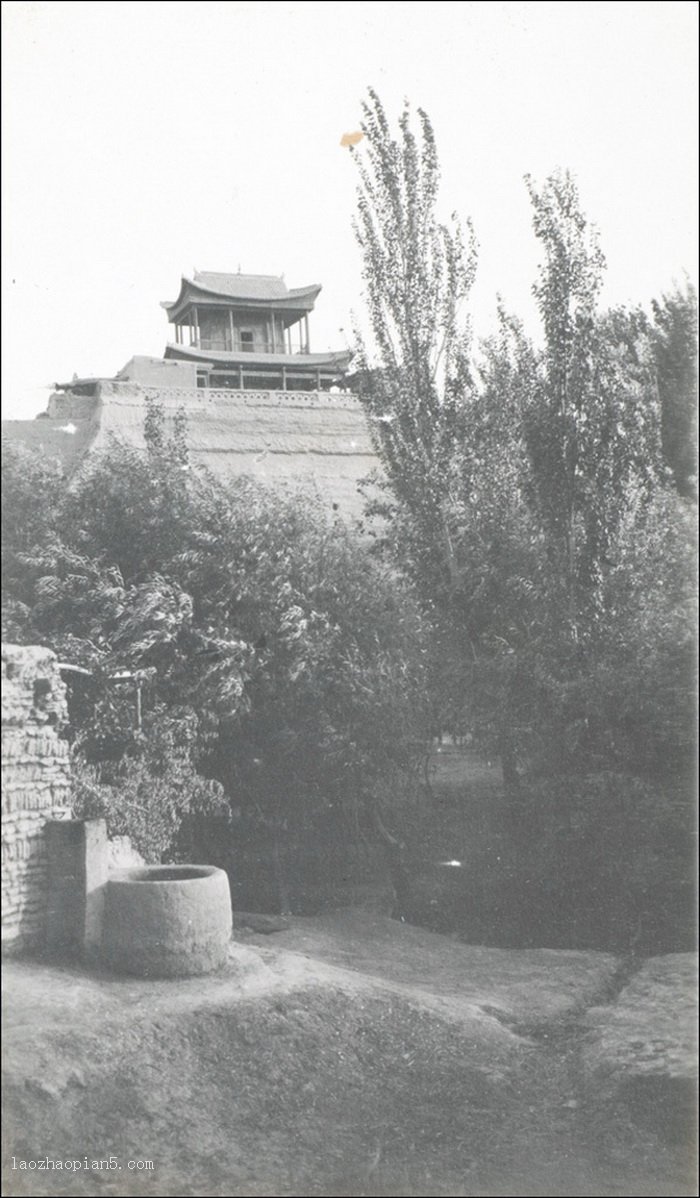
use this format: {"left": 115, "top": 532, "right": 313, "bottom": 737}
{"left": 161, "top": 271, "right": 352, "bottom": 391}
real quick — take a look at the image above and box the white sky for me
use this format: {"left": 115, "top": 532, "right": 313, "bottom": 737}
{"left": 2, "top": 0, "right": 698, "bottom": 419}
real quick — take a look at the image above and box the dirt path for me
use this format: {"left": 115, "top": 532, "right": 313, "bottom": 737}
{"left": 241, "top": 908, "right": 624, "bottom": 1020}
{"left": 3, "top": 913, "right": 696, "bottom": 1197}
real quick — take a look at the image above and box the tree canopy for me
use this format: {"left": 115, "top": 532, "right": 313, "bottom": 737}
{"left": 350, "top": 91, "right": 696, "bottom": 786}
{"left": 2, "top": 404, "right": 431, "bottom": 884}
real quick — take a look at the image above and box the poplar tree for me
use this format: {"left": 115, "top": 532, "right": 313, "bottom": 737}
{"left": 351, "top": 87, "right": 478, "bottom": 603}
{"left": 350, "top": 91, "right": 692, "bottom": 786}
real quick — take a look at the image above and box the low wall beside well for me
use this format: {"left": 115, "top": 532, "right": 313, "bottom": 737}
{"left": 1, "top": 644, "right": 73, "bottom": 951}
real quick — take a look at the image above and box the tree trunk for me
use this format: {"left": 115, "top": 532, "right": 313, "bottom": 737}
{"left": 366, "top": 799, "right": 412, "bottom": 920}
{"left": 271, "top": 826, "right": 292, "bottom": 916}
{"left": 500, "top": 727, "right": 521, "bottom": 804}
{"left": 422, "top": 750, "right": 436, "bottom": 802}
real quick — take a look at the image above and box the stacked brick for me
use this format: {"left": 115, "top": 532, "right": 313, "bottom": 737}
{"left": 1, "top": 644, "right": 72, "bottom": 951}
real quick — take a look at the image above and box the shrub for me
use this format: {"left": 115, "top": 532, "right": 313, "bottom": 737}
{"left": 70, "top": 709, "right": 230, "bottom": 863}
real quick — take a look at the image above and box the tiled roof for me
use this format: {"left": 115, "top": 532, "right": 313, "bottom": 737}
{"left": 193, "top": 271, "right": 290, "bottom": 300}
{"left": 162, "top": 274, "right": 322, "bottom": 317}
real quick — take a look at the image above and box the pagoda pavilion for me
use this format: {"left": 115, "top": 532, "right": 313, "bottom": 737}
{"left": 161, "top": 270, "right": 352, "bottom": 391}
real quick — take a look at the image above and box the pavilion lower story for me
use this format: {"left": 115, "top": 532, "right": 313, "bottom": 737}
{"left": 163, "top": 343, "right": 352, "bottom": 392}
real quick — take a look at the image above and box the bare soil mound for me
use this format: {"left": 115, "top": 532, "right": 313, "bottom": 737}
{"left": 2, "top": 916, "right": 696, "bottom": 1197}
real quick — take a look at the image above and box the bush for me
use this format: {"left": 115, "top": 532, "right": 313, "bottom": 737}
{"left": 507, "top": 770, "right": 696, "bottom": 951}
{"left": 3, "top": 405, "right": 431, "bottom": 896}
{"left": 70, "top": 710, "right": 230, "bottom": 863}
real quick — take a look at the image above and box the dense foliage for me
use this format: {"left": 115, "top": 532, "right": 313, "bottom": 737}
{"left": 352, "top": 91, "right": 697, "bottom": 792}
{"left": 2, "top": 409, "right": 431, "bottom": 883}
{"left": 651, "top": 281, "right": 698, "bottom": 499}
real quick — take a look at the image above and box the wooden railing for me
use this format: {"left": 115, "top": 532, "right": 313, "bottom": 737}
{"left": 198, "top": 338, "right": 298, "bottom": 354}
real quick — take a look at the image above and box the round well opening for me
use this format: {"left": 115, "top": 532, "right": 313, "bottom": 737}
{"left": 127, "top": 866, "right": 213, "bottom": 883}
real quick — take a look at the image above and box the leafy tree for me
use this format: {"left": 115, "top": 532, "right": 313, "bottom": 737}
{"left": 513, "top": 175, "right": 693, "bottom": 777}
{"left": 71, "top": 709, "right": 229, "bottom": 864}
{"left": 2, "top": 401, "right": 431, "bottom": 904}
{"left": 352, "top": 88, "right": 477, "bottom": 596}
{"left": 349, "top": 92, "right": 695, "bottom": 949}
{"left": 351, "top": 93, "right": 550, "bottom": 791}
{"left": 1, "top": 440, "right": 68, "bottom": 639}
{"left": 351, "top": 93, "right": 694, "bottom": 790}
{"left": 352, "top": 90, "right": 521, "bottom": 783}
{"left": 524, "top": 171, "right": 664, "bottom": 616}
{"left": 650, "top": 280, "right": 698, "bottom": 499}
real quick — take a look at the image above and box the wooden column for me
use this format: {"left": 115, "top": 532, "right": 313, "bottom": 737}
{"left": 193, "top": 306, "right": 199, "bottom": 348}
{"left": 229, "top": 309, "right": 235, "bottom": 352}
{"left": 238, "top": 365, "right": 243, "bottom": 389}
{"left": 282, "top": 366, "right": 287, "bottom": 390}
{"left": 304, "top": 314, "right": 310, "bottom": 353}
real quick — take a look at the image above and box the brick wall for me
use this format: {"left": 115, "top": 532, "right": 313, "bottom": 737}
{"left": 1, "top": 645, "right": 72, "bottom": 951}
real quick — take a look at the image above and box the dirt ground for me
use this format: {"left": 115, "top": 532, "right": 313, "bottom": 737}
{"left": 3, "top": 910, "right": 697, "bottom": 1198}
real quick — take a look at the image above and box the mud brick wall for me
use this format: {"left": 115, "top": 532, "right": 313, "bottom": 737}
{"left": 2, "top": 645, "right": 72, "bottom": 951}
